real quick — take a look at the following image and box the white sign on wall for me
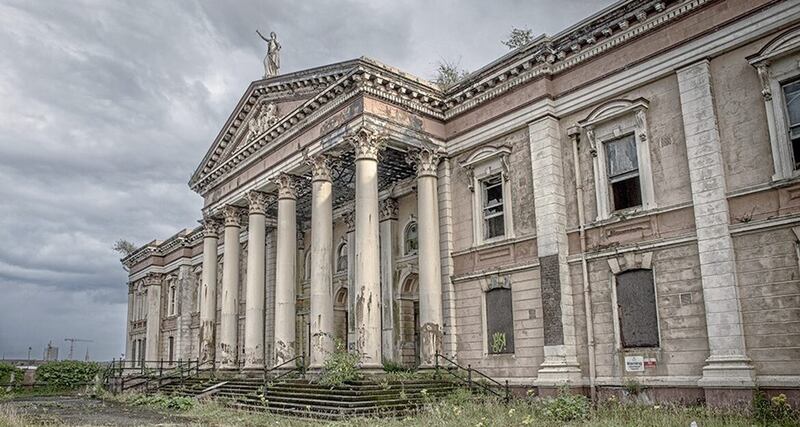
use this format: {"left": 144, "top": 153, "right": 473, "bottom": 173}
{"left": 625, "top": 355, "right": 644, "bottom": 372}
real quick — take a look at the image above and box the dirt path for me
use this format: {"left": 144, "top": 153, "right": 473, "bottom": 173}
{"left": 1, "top": 396, "right": 194, "bottom": 426}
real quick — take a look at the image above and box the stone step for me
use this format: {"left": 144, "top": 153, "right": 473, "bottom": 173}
{"left": 234, "top": 393, "right": 434, "bottom": 409}
{"left": 228, "top": 401, "right": 420, "bottom": 420}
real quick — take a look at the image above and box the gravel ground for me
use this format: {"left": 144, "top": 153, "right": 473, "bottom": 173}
{"left": 1, "top": 396, "right": 193, "bottom": 426}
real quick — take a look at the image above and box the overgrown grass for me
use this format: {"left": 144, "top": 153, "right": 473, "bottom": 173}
{"left": 110, "top": 392, "right": 196, "bottom": 411}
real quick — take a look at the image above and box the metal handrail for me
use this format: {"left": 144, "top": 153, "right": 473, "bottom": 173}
{"left": 435, "top": 352, "right": 510, "bottom": 403}
{"left": 263, "top": 354, "right": 306, "bottom": 387}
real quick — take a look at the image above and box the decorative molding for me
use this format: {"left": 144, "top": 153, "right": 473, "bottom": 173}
{"left": 246, "top": 190, "right": 271, "bottom": 215}
{"left": 276, "top": 173, "right": 298, "bottom": 200}
{"left": 143, "top": 272, "right": 163, "bottom": 287}
{"left": 379, "top": 198, "right": 399, "bottom": 221}
{"left": 606, "top": 251, "right": 654, "bottom": 274}
{"left": 247, "top": 101, "right": 279, "bottom": 141}
{"left": 222, "top": 205, "right": 244, "bottom": 227}
{"left": 343, "top": 209, "right": 356, "bottom": 232}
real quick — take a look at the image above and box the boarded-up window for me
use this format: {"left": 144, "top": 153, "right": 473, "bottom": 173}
{"left": 606, "top": 134, "right": 642, "bottom": 211}
{"left": 486, "top": 288, "right": 515, "bottom": 354}
{"left": 616, "top": 269, "right": 659, "bottom": 348}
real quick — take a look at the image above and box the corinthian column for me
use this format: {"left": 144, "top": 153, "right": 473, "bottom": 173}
{"left": 244, "top": 191, "right": 271, "bottom": 369}
{"left": 408, "top": 148, "right": 444, "bottom": 367}
{"left": 144, "top": 272, "right": 163, "bottom": 364}
{"left": 219, "top": 205, "right": 243, "bottom": 369}
{"left": 199, "top": 216, "right": 220, "bottom": 364}
{"left": 347, "top": 128, "right": 385, "bottom": 368}
{"left": 307, "top": 154, "right": 335, "bottom": 368}
{"left": 273, "top": 173, "right": 298, "bottom": 365}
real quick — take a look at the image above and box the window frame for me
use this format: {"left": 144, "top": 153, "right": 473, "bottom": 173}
{"left": 749, "top": 26, "right": 800, "bottom": 181}
{"left": 579, "top": 98, "right": 656, "bottom": 221}
{"left": 403, "top": 220, "right": 418, "bottom": 256}
{"left": 459, "top": 145, "right": 515, "bottom": 246}
{"left": 479, "top": 275, "right": 516, "bottom": 357}
{"left": 336, "top": 242, "right": 348, "bottom": 273}
{"left": 167, "top": 280, "right": 177, "bottom": 317}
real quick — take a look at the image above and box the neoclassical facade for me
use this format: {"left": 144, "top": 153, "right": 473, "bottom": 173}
{"left": 123, "top": 0, "right": 800, "bottom": 404}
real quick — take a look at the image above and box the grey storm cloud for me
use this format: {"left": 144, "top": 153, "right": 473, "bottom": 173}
{"left": 0, "top": 0, "right": 612, "bottom": 360}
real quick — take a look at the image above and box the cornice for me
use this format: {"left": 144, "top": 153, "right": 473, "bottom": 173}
{"left": 189, "top": 0, "right": 710, "bottom": 195}
{"left": 121, "top": 226, "right": 204, "bottom": 269}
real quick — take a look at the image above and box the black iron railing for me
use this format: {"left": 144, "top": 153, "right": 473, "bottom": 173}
{"left": 435, "top": 352, "right": 510, "bottom": 403}
{"left": 263, "top": 353, "right": 305, "bottom": 388}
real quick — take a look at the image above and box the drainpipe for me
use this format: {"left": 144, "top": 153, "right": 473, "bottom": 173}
{"left": 568, "top": 125, "right": 596, "bottom": 402}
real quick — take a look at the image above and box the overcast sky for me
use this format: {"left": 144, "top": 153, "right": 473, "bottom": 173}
{"left": 0, "top": 0, "right": 613, "bottom": 361}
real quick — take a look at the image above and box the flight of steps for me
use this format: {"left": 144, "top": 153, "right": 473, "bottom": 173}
{"left": 159, "top": 376, "right": 458, "bottom": 420}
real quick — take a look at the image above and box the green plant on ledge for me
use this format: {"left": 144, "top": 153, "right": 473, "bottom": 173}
{"left": 491, "top": 332, "right": 507, "bottom": 354}
{"left": 318, "top": 340, "right": 361, "bottom": 387}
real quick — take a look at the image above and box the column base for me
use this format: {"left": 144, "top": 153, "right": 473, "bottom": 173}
{"left": 535, "top": 346, "right": 582, "bottom": 387}
{"left": 698, "top": 355, "right": 756, "bottom": 388}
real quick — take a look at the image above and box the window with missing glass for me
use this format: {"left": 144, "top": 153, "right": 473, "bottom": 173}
{"left": 481, "top": 174, "right": 505, "bottom": 240}
{"left": 782, "top": 79, "right": 800, "bottom": 169}
{"left": 404, "top": 221, "right": 418, "bottom": 255}
{"left": 336, "top": 243, "right": 348, "bottom": 272}
{"left": 606, "top": 134, "right": 642, "bottom": 211}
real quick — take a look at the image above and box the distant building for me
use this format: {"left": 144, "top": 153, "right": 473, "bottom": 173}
{"left": 44, "top": 342, "right": 58, "bottom": 361}
{"left": 122, "top": 0, "right": 800, "bottom": 406}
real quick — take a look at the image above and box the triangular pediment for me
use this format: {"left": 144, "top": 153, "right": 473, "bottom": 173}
{"left": 189, "top": 59, "right": 362, "bottom": 189}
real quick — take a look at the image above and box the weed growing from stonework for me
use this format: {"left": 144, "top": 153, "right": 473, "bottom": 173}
{"left": 318, "top": 340, "right": 361, "bottom": 387}
{"left": 753, "top": 390, "right": 799, "bottom": 425}
{"left": 119, "top": 393, "right": 196, "bottom": 411}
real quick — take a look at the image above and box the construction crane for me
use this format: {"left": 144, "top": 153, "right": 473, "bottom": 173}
{"left": 64, "top": 338, "right": 93, "bottom": 360}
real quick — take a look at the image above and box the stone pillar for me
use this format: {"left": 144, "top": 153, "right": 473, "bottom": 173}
{"left": 144, "top": 272, "right": 163, "bottom": 364}
{"left": 528, "top": 116, "right": 581, "bottom": 386}
{"left": 408, "top": 148, "right": 444, "bottom": 367}
{"left": 219, "top": 205, "right": 243, "bottom": 369}
{"left": 379, "top": 198, "right": 398, "bottom": 362}
{"left": 307, "top": 154, "right": 336, "bottom": 368}
{"left": 344, "top": 210, "right": 357, "bottom": 351}
{"left": 274, "top": 173, "right": 298, "bottom": 365}
{"left": 199, "top": 217, "right": 220, "bottom": 364}
{"left": 676, "top": 60, "right": 755, "bottom": 400}
{"left": 244, "top": 191, "right": 270, "bottom": 369}
{"left": 348, "top": 128, "right": 384, "bottom": 368}
{"left": 125, "top": 282, "right": 134, "bottom": 367}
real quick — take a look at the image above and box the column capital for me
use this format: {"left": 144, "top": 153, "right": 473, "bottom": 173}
{"left": 200, "top": 216, "right": 221, "bottom": 238}
{"left": 343, "top": 209, "right": 356, "bottom": 232}
{"left": 246, "top": 190, "right": 273, "bottom": 215}
{"left": 346, "top": 127, "right": 386, "bottom": 161}
{"left": 379, "top": 198, "right": 398, "bottom": 221}
{"left": 406, "top": 147, "right": 443, "bottom": 177}
{"left": 143, "top": 272, "right": 163, "bottom": 287}
{"left": 305, "top": 153, "right": 337, "bottom": 182}
{"left": 222, "top": 205, "right": 244, "bottom": 227}
{"left": 276, "top": 173, "right": 298, "bottom": 200}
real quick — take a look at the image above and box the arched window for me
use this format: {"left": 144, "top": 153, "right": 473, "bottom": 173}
{"left": 404, "top": 221, "right": 418, "bottom": 255}
{"left": 615, "top": 269, "right": 659, "bottom": 348}
{"left": 304, "top": 251, "right": 312, "bottom": 281}
{"left": 336, "top": 243, "right": 348, "bottom": 272}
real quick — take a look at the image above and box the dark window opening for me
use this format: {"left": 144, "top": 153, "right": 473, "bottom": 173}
{"left": 606, "top": 134, "right": 642, "bottom": 211}
{"left": 486, "top": 288, "right": 515, "bottom": 354}
{"left": 168, "top": 337, "right": 174, "bottom": 364}
{"left": 616, "top": 269, "right": 659, "bottom": 348}
{"left": 481, "top": 174, "right": 505, "bottom": 240}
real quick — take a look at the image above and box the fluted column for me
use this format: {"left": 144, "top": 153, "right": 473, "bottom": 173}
{"left": 144, "top": 272, "right": 163, "bottom": 364}
{"left": 199, "top": 216, "right": 220, "bottom": 364}
{"left": 408, "top": 148, "right": 444, "bottom": 367}
{"left": 274, "top": 173, "right": 298, "bottom": 365}
{"left": 219, "top": 205, "right": 243, "bottom": 369}
{"left": 244, "top": 191, "right": 271, "bottom": 369}
{"left": 306, "top": 154, "right": 336, "bottom": 368}
{"left": 348, "top": 128, "right": 385, "bottom": 368}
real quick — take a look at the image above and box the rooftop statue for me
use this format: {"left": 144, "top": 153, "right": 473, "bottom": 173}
{"left": 257, "top": 30, "right": 281, "bottom": 78}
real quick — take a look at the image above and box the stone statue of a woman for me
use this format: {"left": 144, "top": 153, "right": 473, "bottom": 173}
{"left": 257, "top": 30, "right": 281, "bottom": 78}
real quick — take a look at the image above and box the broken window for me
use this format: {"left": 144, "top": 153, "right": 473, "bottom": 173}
{"left": 481, "top": 174, "right": 505, "bottom": 240}
{"left": 606, "top": 134, "right": 642, "bottom": 211}
{"left": 486, "top": 287, "right": 515, "bottom": 354}
{"left": 404, "top": 221, "right": 418, "bottom": 255}
{"left": 616, "top": 269, "right": 659, "bottom": 348}
{"left": 336, "top": 243, "right": 348, "bottom": 272}
{"left": 782, "top": 79, "right": 800, "bottom": 169}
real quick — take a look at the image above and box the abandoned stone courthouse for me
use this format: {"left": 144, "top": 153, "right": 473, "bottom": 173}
{"left": 122, "top": 0, "right": 800, "bottom": 404}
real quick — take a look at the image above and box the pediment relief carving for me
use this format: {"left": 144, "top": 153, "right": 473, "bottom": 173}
{"left": 748, "top": 24, "right": 800, "bottom": 65}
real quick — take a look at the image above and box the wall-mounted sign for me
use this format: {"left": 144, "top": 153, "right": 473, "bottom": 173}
{"left": 644, "top": 357, "right": 657, "bottom": 369}
{"left": 625, "top": 355, "right": 644, "bottom": 372}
